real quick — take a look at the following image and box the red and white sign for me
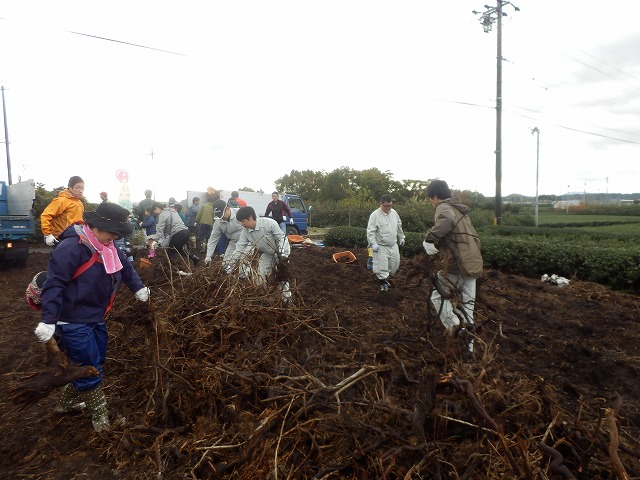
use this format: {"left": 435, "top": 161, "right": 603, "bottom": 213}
{"left": 116, "top": 169, "right": 129, "bottom": 183}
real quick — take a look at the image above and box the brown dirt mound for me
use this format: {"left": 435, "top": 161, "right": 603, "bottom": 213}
{"left": 1, "top": 245, "right": 639, "bottom": 479}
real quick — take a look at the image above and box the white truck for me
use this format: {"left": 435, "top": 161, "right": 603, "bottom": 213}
{"left": 186, "top": 189, "right": 310, "bottom": 235}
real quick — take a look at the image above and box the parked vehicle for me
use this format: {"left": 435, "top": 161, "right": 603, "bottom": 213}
{"left": 186, "top": 189, "right": 310, "bottom": 235}
{"left": 0, "top": 179, "right": 36, "bottom": 266}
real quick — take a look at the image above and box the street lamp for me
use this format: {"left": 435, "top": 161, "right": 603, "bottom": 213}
{"left": 531, "top": 127, "right": 540, "bottom": 227}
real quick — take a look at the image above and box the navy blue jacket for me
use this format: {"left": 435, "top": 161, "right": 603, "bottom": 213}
{"left": 141, "top": 214, "right": 157, "bottom": 235}
{"left": 40, "top": 225, "right": 145, "bottom": 325}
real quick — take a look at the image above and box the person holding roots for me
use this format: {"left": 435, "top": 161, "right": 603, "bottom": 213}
{"left": 423, "top": 180, "right": 483, "bottom": 350}
{"left": 33, "top": 202, "right": 150, "bottom": 432}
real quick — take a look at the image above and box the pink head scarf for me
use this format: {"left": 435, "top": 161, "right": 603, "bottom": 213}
{"left": 81, "top": 224, "right": 124, "bottom": 274}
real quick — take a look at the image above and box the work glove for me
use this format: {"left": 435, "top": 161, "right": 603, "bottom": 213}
{"left": 399, "top": 238, "right": 405, "bottom": 247}
{"left": 423, "top": 241, "right": 438, "bottom": 255}
{"left": 45, "top": 234, "right": 59, "bottom": 247}
{"left": 204, "top": 257, "right": 212, "bottom": 266}
{"left": 135, "top": 287, "right": 150, "bottom": 302}
{"left": 34, "top": 322, "right": 56, "bottom": 342}
{"left": 371, "top": 243, "right": 379, "bottom": 253}
{"left": 224, "top": 265, "right": 232, "bottom": 274}
{"left": 150, "top": 241, "right": 158, "bottom": 250}
{"left": 289, "top": 218, "right": 294, "bottom": 224}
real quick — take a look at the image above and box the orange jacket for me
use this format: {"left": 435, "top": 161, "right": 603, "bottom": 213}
{"left": 40, "top": 189, "right": 85, "bottom": 237}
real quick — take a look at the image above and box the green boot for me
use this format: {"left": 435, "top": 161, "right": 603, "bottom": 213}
{"left": 82, "top": 387, "right": 110, "bottom": 432}
{"left": 55, "top": 384, "right": 87, "bottom": 413}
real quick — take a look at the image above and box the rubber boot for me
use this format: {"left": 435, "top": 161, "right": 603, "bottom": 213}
{"left": 190, "top": 254, "right": 200, "bottom": 266}
{"left": 82, "top": 387, "right": 110, "bottom": 432}
{"left": 379, "top": 279, "right": 390, "bottom": 292}
{"left": 55, "top": 384, "right": 86, "bottom": 413}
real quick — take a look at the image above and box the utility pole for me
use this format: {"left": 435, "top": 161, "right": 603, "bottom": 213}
{"left": 473, "top": 1, "right": 519, "bottom": 225}
{"left": 531, "top": 127, "right": 540, "bottom": 227}
{"left": 147, "top": 149, "right": 155, "bottom": 200}
{"left": 1, "top": 86, "right": 11, "bottom": 185}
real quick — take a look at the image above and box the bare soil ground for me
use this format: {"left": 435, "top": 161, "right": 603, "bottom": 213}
{"left": 1, "top": 245, "right": 639, "bottom": 479}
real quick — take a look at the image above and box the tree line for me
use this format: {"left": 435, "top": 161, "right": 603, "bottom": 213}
{"left": 274, "top": 167, "right": 487, "bottom": 206}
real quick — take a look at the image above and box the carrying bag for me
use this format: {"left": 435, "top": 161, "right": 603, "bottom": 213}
{"left": 25, "top": 251, "right": 101, "bottom": 311}
{"left": 25, "top": 227, "right": 102, "bottom": 311}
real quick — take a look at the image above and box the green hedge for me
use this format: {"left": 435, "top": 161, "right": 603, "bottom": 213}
{"left": 324, "top": 226, "right": 640, "bottom": 292}
{"left": 310, "top": 203, "right": 495, "bottom": 231}
{"left": 479, "top": 225, "right": 640, "bottom": 244}
{"left": 481, "top": 237, "right": 640, "bottom": 291}
{"left": 323, "top": 226, "right": 425, "bottom": 257}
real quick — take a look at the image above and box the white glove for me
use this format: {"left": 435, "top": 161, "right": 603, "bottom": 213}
{"left": 371, "top": 243, "right": 379, "bottom": 253}
{"left": 289, "top": 218, "right": 294, "bottom": 224}
{"left": 224, "top": 265, "right": 232, "bottom": 274}
{"left": 135, "top": 287, "right": 150, "bottom": 302}
{"left": 34, "top": 322, "right": 56, "bottom": 342}
{"left": 423, "top": 241, "right": 439, "bottom": 255}
{"left": 204, "top": 257, "right": 212, "bottom": 266}
{"left": 399, "top": 238, "right": 405, "bottom": 247}
{"left": 150, "top": 241, "right": 158, "bottom": 250}
{"left": 45, "top": 234, "right": 58, "bottom": 247}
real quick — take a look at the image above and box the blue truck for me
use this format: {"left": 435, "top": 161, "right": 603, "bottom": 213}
{"left": 0, "top": 179, "right": 36, "bottom": 266}
{"left": 186, "top": 189, "right": 310, "bottom": 235}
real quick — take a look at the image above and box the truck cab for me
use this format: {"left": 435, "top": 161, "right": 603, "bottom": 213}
{"left": 0, "top": 180, "right": 36, "bottom": 266}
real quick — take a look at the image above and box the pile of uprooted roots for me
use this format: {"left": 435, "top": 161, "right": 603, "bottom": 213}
{"left": 42, "top": 248, "right": 640, "bottom": 478}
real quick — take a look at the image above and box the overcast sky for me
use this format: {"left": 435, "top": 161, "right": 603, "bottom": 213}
{"left": 1, "top": 0, "right": 639, "bottom": 204}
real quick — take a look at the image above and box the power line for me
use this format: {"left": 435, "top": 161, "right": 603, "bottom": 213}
{"left": 579, "top": 49, "right": 640, "bottom": 85}
{"left": 66, "top": 30, "right": 190, "bottom": 57}
{"left": 562, "top": 53, "right": 640, "bottom": 91}
{"left": 440, "top": 99, "right": 640, "bottom": 144}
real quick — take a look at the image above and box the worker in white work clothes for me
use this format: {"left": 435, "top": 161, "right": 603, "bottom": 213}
{"left": 366, "top": 194, "right": 405, "bottom": 292}
{"left": 204, "top": 200, "right": 243, "bottom": 269}
{"left": 230, "top": 206, "right": 291, "bottom": 302}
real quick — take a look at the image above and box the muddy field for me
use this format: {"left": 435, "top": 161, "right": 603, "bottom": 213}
{"left": 1, "top": 244, "right": 639, "bottom": 479}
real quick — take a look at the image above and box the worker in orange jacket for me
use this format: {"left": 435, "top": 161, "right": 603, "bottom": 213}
{"left": 40, "top": 176, "right": 85, "bottom": 246}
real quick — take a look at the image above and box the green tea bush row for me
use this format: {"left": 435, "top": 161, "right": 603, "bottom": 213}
{"left": 479, "top": 225, "right": 640, "bottom": 244}
{"left": 481, "top": 237, "right": 640, "bottom": 292}
{"left": 323, "top": 226, "right": 425, "bottom": 256}
{"left": 324, "top": 226, "right": 640, "bottom": 292}
{"left": 310, "top": 203, "right": 495, "bottom": 231}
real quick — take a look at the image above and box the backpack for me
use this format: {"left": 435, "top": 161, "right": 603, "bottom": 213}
{"left": 25, "top": 225, "right": 104, "bottom": 311}
{"left": 25, "top": 251, "right": 101, "bottom": 311}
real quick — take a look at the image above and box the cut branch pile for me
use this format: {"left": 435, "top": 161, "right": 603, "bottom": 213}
{"left": 9, "top": 247, "right": 639, "bottom": 479}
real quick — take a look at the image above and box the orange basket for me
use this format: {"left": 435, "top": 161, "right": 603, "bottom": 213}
{"left": 287, "top": 234, "right": 305, "bottom": 244}
{"left": 332, "top": 251, "right": 357, "bottom": 264}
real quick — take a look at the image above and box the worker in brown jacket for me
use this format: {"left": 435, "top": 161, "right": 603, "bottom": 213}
{"left": 423, "top": 180, "right": 482, "bottom": 349}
